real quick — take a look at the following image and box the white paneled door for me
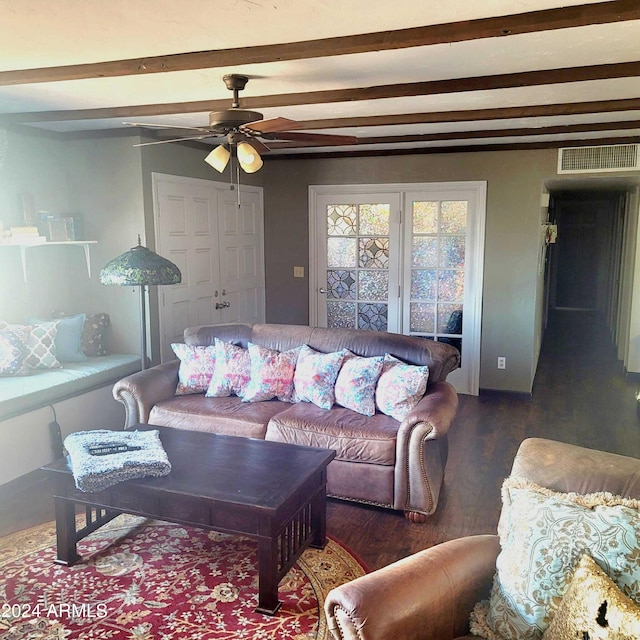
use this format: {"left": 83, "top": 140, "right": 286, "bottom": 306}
{"left": 154, "top": 174, "right": 265, "bottom": 363}
{"left": 309, "top": 183, "right": 486, "bottom": 395}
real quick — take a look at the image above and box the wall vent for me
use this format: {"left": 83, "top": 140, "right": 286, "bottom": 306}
{"left": 558, "top": 144, "right": 640, "bottom": 174}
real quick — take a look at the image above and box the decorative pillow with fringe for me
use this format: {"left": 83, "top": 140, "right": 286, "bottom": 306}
{"left": 469, "top": 477, "right": 640, "bottom": 640}
{"left": 541, "top": 553, "right": 640, "bottom": 640}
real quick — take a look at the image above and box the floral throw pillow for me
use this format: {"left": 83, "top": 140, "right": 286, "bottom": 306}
{"left": 206, "top": 339, "right": 251, "bottom": 398}
{"left": 292, "top": 345, "right": 348, "bottom": 410}
{"left": 375, "top": 354, "right": 429, "bottom": 421}
{"left": 0, "top": 329, "right": 30, "bottom": 376}
{"left": 243, "top": 343, "right": 302, "bottom": 403}
{"left": 334, "top": 353, "right": 384, "bottom": 416}
{"left": 470, "top": 477, "right": 640, "bottom": 640}
{"left": 171, "top": 343, "right": 217, "bottom": 395}
{"left": 82, "top": 313, "right": 111, "bottom": 356}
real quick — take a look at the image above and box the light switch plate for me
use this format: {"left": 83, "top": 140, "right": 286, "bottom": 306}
{"left": 293, "top": 266, "right": 304, "bottom": 278}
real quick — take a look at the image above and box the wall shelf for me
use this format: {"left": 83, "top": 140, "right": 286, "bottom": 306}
{"left": 1, "top": 241, "right": 98, "bottom": 282}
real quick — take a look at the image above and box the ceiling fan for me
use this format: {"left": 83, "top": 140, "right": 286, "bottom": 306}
{"left": 125, "top": 74, "right": 359, "bottom": 174}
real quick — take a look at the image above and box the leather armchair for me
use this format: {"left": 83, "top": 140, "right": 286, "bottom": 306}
{"left": 324, "top": 438, "right": 640, "bottom": 640}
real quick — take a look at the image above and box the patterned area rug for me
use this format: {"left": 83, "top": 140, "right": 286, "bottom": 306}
{"left": 0, "top": 514, "right": 366, "bottom": 639}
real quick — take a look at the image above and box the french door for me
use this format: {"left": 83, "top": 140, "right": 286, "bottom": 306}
{"left": 310, "top": 183, "right": 486, "bottom": 395}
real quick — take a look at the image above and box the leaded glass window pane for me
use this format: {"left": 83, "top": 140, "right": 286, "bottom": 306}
{"left": 358, "top": 303, "right": 388, "bottom": 331}
{"left": 328, "top": 237, "right": 357, "bottom": 267}
{"left": 359, "top": 237, "right": 389, "bottom": 268}
{"left": 441, "top": 201, "right": 467, "bottom": 234}
{"left": 327, "top": 301, "right": 356, "bottom": 328}
{"left": 327, "top": 204, "right": 357, "bottom": 236}
{"left": 358, "top": 270, "right": 388, "bottom": 301}
{"left": 413, "top": 201, "right": 438, "bottom": 234}
{"left": 359, "top": 204, "right": 390, "bottom": 236}
{"left": 327, "top": 270, "right": 356, "bottom": 300}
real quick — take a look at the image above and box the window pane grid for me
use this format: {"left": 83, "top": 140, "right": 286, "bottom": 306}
{"left": 326, "top": 203, "right": 390, "bottom": 331}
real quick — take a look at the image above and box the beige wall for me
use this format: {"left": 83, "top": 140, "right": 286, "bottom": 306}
{"left": 262, "top": 148, "right": 560, "bottom": 393}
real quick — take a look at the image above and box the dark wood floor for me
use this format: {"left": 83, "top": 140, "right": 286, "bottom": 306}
{"left": 2, "top": 309, "right": 639, "bottom": 572}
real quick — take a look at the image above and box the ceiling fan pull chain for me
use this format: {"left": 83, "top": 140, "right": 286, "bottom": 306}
{"left": 236, "top": 157, "right": 241, "bottom": 208}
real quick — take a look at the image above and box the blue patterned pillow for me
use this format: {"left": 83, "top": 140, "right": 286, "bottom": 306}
{"left": 293, "top": 345, "right": 348, "bottom": 410}
{"left": 243, "top": 343, "right": 301, "bottom": 403}
{"left": 0, "top": 329, "right": 30, "bottom": 376}
{"left": 334, "top": 353, "right": 384, "bottom": 416}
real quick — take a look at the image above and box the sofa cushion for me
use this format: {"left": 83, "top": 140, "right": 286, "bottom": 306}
{"left": 266, "top": 402, "right": 398, "bottom": 465}
{"left": 149, "top": 395, "right": 288, "bottom": 439}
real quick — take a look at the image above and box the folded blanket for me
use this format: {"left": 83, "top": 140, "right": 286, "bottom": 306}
{"left": 63, "top": 429, "right": 171, "bottom": 492}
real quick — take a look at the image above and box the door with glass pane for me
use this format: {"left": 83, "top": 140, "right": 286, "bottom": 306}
{"left": 313, "top": 193, "right": 401, "bottom": 332}
{"left": 402, "top": 187, "right": 484, "bottom": 394}
{"left": 310, "top": 183, "right": 485, "bottom": 395}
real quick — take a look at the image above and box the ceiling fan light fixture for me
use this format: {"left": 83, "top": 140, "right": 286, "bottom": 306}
{"left": 204, "top": 144, "right": 230, "bottom": 172}
{"left": 236, "top": 141, "right": 263, "bottom": 173}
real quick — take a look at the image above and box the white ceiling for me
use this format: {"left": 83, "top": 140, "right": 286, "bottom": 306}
{"left": 1, "top": 0, "right": 639, "bottom": 157}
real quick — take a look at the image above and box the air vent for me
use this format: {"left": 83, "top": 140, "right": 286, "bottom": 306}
{"left": 558, "top": 144, "right": 640, "bottom": 174}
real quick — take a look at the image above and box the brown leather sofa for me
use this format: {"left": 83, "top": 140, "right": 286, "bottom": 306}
{"left": 324, "top": 437, "right": 640, "bottom": 640}
{"left": 112, "top": 323, "right": 460, "bottom": 521}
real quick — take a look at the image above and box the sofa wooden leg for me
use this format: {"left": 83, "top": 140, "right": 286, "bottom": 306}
{"left": 404, "top": 510, "right": 427, "bottom": 523}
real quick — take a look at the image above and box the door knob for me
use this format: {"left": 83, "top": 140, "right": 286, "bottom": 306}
{"left": 319, "top": 288, "right": 328, "bottom": 294}
{"left": 215, "top": 302, "right": 225, "bottom": 310}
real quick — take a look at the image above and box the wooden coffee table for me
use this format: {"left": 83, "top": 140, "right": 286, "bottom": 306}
{"left": 42, "top": 425, "right": 335, "bottom": 615}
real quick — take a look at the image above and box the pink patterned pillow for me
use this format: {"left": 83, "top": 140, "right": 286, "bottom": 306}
{"left": 206, "top": 339, "right": 251, "bottom": 398}
{"left": 243, "top": 343, "right": 302, "bottom": 403}
{"left": 334, "top": 353, "right": 384, "bottom": 416}
{"left": 375, "top": 354, "right": 429, "bottom": 421}
{"left": 171, "top": 343, "right": 217, "bottom": 395}
{"left": 293, "top": 345, "right": 348, "bottom": 410}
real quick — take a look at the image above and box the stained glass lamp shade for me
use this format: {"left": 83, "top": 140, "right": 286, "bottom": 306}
{"left": 100, "top": 238, "right": 181, "bottom": 369}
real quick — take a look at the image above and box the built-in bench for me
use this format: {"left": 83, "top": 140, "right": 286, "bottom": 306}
{"left": 0, "top": 354, "right": 140, "bottom": 422}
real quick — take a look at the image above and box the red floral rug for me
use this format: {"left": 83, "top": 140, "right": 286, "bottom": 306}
{"left": 0, "top": 514, "right": 366, "bottom": 639}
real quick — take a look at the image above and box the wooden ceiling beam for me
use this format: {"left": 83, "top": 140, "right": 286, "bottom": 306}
{"left": 1, "top": 1, "right": 638, "bottom": 86}
{"left": 266, "top": 120, "right": 640, "bottom": 148}
{"left": 267, "top": 136, "right": 640, "bottom": 161}
{"left": 4, "top": 61, "right": 640, "bottom": 124}
{"left": 291, "top": 98, "right": 640, "bottom": 130}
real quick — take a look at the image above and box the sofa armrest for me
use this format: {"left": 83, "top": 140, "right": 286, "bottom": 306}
{"left": 112, "top": 360, "right": 180, "bottom": 428}
{"left": 403, "top": 380, "right": 459, "bottom": 439}
{"left": 325, "top": 534, "right": 499, "bottom": 640}
{"left": 393, "top": 381, "right": 458, "bottom": 516}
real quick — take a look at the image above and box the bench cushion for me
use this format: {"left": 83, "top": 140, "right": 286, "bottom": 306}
{"left": 0, "top": 354, "right": 140, "bottom": 421}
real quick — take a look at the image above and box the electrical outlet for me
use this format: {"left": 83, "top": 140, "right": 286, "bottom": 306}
{"left": 497, "top": 357, "right": 506, "bottom": 370}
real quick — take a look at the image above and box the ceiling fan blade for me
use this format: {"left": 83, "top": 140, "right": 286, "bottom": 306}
{"left": 124, "top": 121, "right": 212, "bottom": 133}
{"left": 133, "top": 134, "right": 221, "bottom": 147}
{"left": 242, "top": 117, "right": 300, "bottom": 134}
{"left": 264, "top": 131, "right": 358, "bottom": 145}
{"left": 245, "top": 138, "right": 271, "bottom": 154}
